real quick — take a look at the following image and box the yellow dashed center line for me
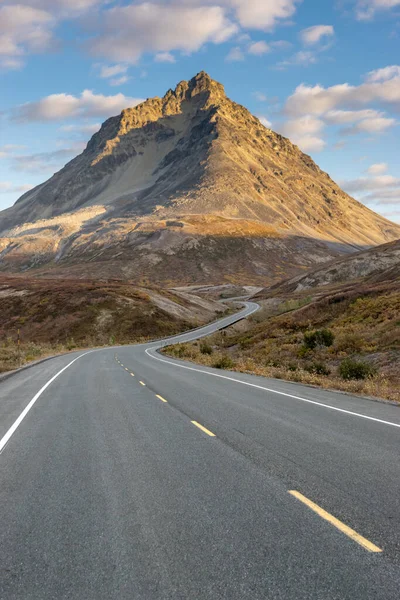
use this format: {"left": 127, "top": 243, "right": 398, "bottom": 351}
{"left": 156, "top": 394, "right": 168, "bottom": 403}
{"left": 191, "top": 421, "right": 215, "bottom": 437}
{"left": 289, "top": 491, "right": 382, "bottom": 553}
{"left": 140, "top": 381, "right": 146, "bottom": 386}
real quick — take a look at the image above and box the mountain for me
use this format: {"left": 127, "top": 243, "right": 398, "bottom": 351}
{"left": 1, "top": 71, "right": 399, "bottom": 285}
{"left": 256, "top": 237, "right": 400, "bottom": 297}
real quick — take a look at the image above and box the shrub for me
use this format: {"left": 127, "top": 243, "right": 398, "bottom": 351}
{"left": 304, "top": 362, "right": 331, "bottom": 376}
{"left": 213, "top": 355, "right": 235, "bottom": 370}
{"left": 200, "top": 342, "right": 213, "bottom": 355}
{"left": 303, "top": 329, "right": 335, "bottom": 350}
{"left": 339, "top": 358, "right": 377, "bottom": 381}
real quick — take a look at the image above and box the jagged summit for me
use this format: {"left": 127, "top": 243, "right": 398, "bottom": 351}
{"left": 0, "top": 72, "right": 399, "bottom": 285}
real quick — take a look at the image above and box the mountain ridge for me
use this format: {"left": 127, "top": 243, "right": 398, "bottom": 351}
{"left": 0, "top": 71, "right": 399, "bottom": 285}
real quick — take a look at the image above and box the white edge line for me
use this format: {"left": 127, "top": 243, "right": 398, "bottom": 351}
{"left": 0, "top": 351, "right": 94, "bottom": 454}
{"left": 145, "top": 349, "right": 400, "bottom": 429}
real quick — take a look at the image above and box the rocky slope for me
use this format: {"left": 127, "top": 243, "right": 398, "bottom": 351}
{"left": 256, "top": 238, "right": 400, "bottom": 297}
{"left": 1, "top": 72, "right": 399, "bottom": 285}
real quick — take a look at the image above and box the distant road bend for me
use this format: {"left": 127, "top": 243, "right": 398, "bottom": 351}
{"left": 1, "top": 302, "right": 400, "bottom": 599}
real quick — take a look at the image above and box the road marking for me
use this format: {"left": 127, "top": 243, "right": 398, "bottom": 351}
{"left": 0, "top": 351, "right": 94, "bottom": 455}
{"left": 289, "top": 491, "right": 382, "bottom": 553}
{"left": 145, "top": 349, "right": 400, "bottom": 429}
{"left": 191, "top": 421, "right": 215, "bottom": 437}
{"left": 130, "top": 373, "right": 135, "bottom": 377}
{"left": 125, "top": 368, "right": 129, "bottom": 371}
{"left": 156, "top": 394, "right": 168, "bottom": 403}
{"left": 140, "top": 381, "right": 146, "bottom": 386}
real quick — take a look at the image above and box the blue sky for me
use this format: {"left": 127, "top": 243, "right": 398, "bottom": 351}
{"left": 0, "top": 0, "right": 399, "bottom": 223}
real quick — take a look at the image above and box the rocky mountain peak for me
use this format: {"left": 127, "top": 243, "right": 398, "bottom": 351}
{"left": 1, "top": 72, "right": 399, "bottom": 285}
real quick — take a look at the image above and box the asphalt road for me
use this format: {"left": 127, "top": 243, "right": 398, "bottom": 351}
{"left": 1, "top": 302, "right": 399, "bottom": 599}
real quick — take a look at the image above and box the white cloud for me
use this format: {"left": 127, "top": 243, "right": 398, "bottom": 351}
{"left": 109, "top": 76, "right": 130, "bottom": 86}
{"left": 324, "top": 108, "right": 384, "bottom": 124}
{"left": 257, "top": 115, "right": 272, "bottom": 128}
{"left": 99, "top": 64, "right": 128, "bottom": 78}
{"left": 89, "top": 3, "right": 238, "bottom": 63}
{"left": 285, "top": 66, "right": 400, "bottom": 116}
{"left": 0, "top": 4, "right": 54, "bottom": 69}
{"left": 279, "top": 115, "right": 326, "bottom": 152}
{"left": 300, "top": 24, "right": 334, "bottom": 45}
{"left": 154, "top": 52, "right": 176, "bottom": 63}
{"left": 253, "top": 91, "right": 268, "bottom": 101}
{"left": 342, "top": 116, "right": 396, "bottom": 134}
{"left": 11, "top": 0, "right": 104, "bottom": 11}
{"left": 366, "top": 65, "right": 400, "bottom": 82}
{"left": 60, "top": 123, "right": 101, "bottom": 134}
{"left": 248, "top": 40, "right": 270, "bottom": 55}
{"left": 367, "top": 162, "right": 388, "bottom": 175}
{"left": 226, "top": 46, "right": 244, "bottom": 61}
{"left": 230, "top": 0, "right": 301, "bottom": 30}
{"left": 270, "top": 39, "right": 292, "bottom": 50}
{"left": 0, "top": 181, "right": 33, "bottom": 194}
{"left": 325, "top": 109, "right": 397, "bottom": 134}
{"left": 14, "top": 90, "right": 143, "bottom": 122}
{"left": 341, "top": 174, "right": 400, "bottom": 193}
{"left": 355, "top": 0, "right": 400, "bottom": 21}
{"left": 277, "top": 50, "right": 317, "bottom": 68}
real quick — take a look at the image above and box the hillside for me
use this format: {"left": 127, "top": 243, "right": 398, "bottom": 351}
{"left": 256, "top": 238, "right": 400, "bottom": 296}
{"left": 163, "top": 240, "right": 400, "bottom": 403}
{"left": 0, "top": 72, "right": 399, "bottom": 285}
{"left": 0, "top": 274, "right": 224, "bottom": 373}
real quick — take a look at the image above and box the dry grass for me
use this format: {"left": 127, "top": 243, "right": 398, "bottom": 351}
{"left": 0, "top": 274, "right": 220, "bottom": 374}
{"left": 163, "top": 283, "right": 400, "bottom": 403}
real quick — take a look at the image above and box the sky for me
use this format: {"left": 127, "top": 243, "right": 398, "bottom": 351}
{"left": 0, "top": 0, "right": 399, "bottom": 223}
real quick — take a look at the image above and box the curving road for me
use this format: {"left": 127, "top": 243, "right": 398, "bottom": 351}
{"left": 1, "top": 302, "right": 400, "bottom": 599}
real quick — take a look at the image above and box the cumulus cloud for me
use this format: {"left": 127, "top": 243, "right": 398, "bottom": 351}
{"left": 342, "top": 174, "right": 400, "bottom": 193}
{"left": 276, "top": 50, "right": 317, "bottom": 69}
{"left": 2, "top": 0, "right": 303, "bottom": 69}
{"left": 230, "top": 0, "right": 302, "bottom": 30}
{"left": 9, "top": 0, "right": 104, "bottom": 10}
{"left": 0, "top": 4, "right": 55, "bottom": 69}
{"left": 367, "top": 162, "right": 388, "bottom": 175}
{"left": 253, "top": 91, "right": 268, "bottom": 101}
{"left": 89, "top": 3, "right": 238, "bottom": 63}
{"left": 109, "top": 76, "right": 129, "bottom": 86}
{"left": 281, "top": 66, "right": 399, "bottom": 148}
{"left": 60, "top": 123, "right": 101, "bottom": 134}
{"left": 248, "top": 40, "right": 270, "bottom": 55}
{"left": 226, "top": 46, "right": 244, "bottom": 61}
{"left": 284, "top": 65, "right": 400, "bottom": 116}
{"left": 300, "top": 25, "right": 334, "bottom": 45}
{"left": 279, "top": 115, "right": 326, "bottom": 152}
{"left": 340, "top": 168, "right": 400, "bottom": 221}
{"left": 366, "top": 65, "right": 400, "bottom": 82}
{"left": 257, "top": 115, "right": 272, "bottom": 128}
{"left": 342, "top": 116, "right": 396, "bottom": 134}
{"left": 154, "top": 52, "right": 176, "bottom": 63}
{"left": 355, "top": 0, "right": 400, "bottom": 21}
{"left": 99, "top": 64, "right": 128, "bottom": 79}
{"left": 14, "top": 90, "right": 143, "bottom": 122}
